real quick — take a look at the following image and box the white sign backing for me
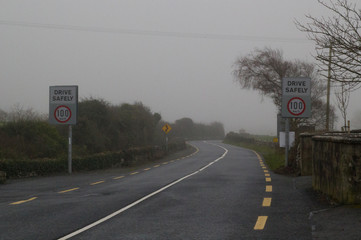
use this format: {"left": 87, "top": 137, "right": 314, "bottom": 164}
{"left": 49, "top": 86, "right": 78, "bottom": 125}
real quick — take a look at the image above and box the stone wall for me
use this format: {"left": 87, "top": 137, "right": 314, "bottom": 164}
{"left": 312, "top": 133, "right": 361, "bottom": 204}
{"left": 299, "top": 133, "right": 316, "bottom": 176}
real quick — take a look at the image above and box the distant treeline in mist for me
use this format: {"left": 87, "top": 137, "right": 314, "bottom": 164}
{"left": 0, "top": 98, "right": 225, "bottom": 160}
{"left": 168, "top": 117, "right": 225, "bottom": 141}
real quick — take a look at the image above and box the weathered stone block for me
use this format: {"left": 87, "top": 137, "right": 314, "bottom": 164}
{"left": 299, "top": 133, "right": 316, "bottom": 176}
{"left": 312, "top": 133, "right": 361, "bottom": 204}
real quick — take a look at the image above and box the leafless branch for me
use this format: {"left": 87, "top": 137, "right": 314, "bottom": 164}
{"left": 295, "top": 0, "right": 361, "bottom": 89}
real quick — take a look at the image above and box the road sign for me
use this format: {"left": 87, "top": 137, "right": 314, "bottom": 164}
{"left": 49, "top": 85, "right": 78, "bottom": 174}
{"left": 279, "top": 131, "right": 295, "bottom": 148}
{"left": 287, "top": 97, "right": 306, "bottom": 116}
{"left": 49, "top": 86, "right": 78, "bottom": 125}
{"left": 162, "top": 123, "right": 172, "bottom": 134}
{"left": 281, "top": 77, "right": 311, "bottom": 118}
{"left": 54, "top": 105, "right": 72, "bottom": 123}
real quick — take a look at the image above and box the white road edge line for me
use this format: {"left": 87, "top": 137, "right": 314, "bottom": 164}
{"left": 58, "top": 143, "right": 228, "bottom": 240}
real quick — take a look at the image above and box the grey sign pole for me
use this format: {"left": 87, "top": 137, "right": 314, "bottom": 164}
{"left": 166, "top": 135, "right": 168, "bottom": 152}
{"left": 285, "top": 118, "right": 289, "bottom": 166}
{"left": 68, "top": 125, "right": 72, "bottom": 174}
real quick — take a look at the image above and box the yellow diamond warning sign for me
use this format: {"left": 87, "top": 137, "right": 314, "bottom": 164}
{"left": 162, "top": 123, "right": 172, "bottom": 134}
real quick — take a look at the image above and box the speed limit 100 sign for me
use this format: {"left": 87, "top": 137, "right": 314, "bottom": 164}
{"left": 49, "top": 86, "right": 78, "bottom": 125}
{"left": 281, "top": 77, "right": 311, "bottom": 118}
{"left": 287, "top": 97, "right": 306, "bottom": 116}
{"left": 54, "top": 105, "right": 72, "bottom": 123}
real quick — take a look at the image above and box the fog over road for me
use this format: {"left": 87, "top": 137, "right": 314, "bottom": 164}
{"left": 0, "top": 141, "right": 313, "bottom": 239}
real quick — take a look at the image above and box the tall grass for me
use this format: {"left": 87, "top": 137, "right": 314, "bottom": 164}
{"left": 224, "top": 139, "right": 285, "bottom": 171}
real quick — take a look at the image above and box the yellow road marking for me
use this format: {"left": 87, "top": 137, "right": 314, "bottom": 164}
{"left": 113, "top": 176, "right": 124, "bottom": 180}
{"left": 154, "top": 165, "right": 160, "bottom": 168}
{"left": 90, "top": 181, "right": 105, "bottom": 185}
{"left": 58, "top": 188, "right": 79, "bottom": 194}
{"left": 266, "top": 185, "right": 273, "bottom": 192}
{"left": 265, "top": 173, "right": 270, "bottom": 177}
{"left": 254, "top": 216, "right": 268, "bottom": 230}
{"left": 264, "top": 170, "right": 269, "bottom": 173}
{"left": 162, "top": 162, "right": 168, "bottom": 165}
{"left": 262, "top": 198, "right": 272, "bottom": 207}
{"left": 130, "top": 172, "right": 139, "bottom": 175}
{"left": 262, "top": 166, "right": 267, "bottom": 169}
{"left": 266, "top": 177, "right": 271, "bottom": 182}
{"left": 10, "top": 197, "right": 37, "bottom": 205}
{"left": 170, "top": 160, "right": 175, "bottom": 163}
{"left": 143, "top": 168, "right": 151, "bottom": 171}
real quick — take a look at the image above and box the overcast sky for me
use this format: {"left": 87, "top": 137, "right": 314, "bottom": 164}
{"left": 1, "top": 0, "right": 361, "bottom": 134}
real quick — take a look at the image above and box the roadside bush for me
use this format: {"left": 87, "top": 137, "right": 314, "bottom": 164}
{"left": 0, "top": 158, "right": 67, "bottom": 178}
{"left": 72, "top": 152, "right": 126, "bottom": 171}
{"left": 0, "top": 141, "right": 186, "bottom": 179}
{"left": 72, "top": 99, "right": 162, "bottom": 154}
{"left": 0, "top": 121, "right": 66, "bottom": 159}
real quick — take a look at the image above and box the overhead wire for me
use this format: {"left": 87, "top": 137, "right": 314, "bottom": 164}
{"left": 0, "top": 20, "right": 311, "bottom": 43}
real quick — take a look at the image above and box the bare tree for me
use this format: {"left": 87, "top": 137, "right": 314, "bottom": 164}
{"left": 233, "top": 47, "right": 335, "bottom": 130}
{"left": 0, "top": 109, "right": 7, "bottom": 122}
{"left": 233, "top": 48, "right": 288, "bottom": 108}
{"left": 296, "top": 0, "right": 361, "bottom": 90}
{"left": 334, "top": 82, "right": 351, "bottom": 129}
{"left": 7, "top": 104, "right": 43, "bottom": 122}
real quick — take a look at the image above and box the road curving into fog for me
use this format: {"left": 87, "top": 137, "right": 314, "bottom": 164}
{"left": 0, "top": 141, "right": 313, "bottom": 239}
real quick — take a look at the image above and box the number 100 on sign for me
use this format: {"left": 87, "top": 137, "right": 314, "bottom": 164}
{"left": 55, "top": 105, "right": 72, "bottom": 123}
{"left": 287, "top": 97, "right": 305, "bottom": 116}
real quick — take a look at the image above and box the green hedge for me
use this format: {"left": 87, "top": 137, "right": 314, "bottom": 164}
{"left": 0, "top": 142, "right": 185, "bottom": 179}
{"left": 72, "top": 152, "right": 126, "bottom": 171}
{"left": 0, "top": 158, "right": 67, "bottom": 178}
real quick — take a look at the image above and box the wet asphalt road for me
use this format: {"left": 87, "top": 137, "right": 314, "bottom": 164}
{"left": 0, "top": 141, "right": 314, "bottom": 239}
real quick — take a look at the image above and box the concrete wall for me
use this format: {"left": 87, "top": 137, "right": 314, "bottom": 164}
{"left": 312, "top": 133, "right": 361, "bottom": 204}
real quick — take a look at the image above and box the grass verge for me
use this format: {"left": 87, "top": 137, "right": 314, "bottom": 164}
{"left": 224, "top": 140, "right": 285, "bottom": 171}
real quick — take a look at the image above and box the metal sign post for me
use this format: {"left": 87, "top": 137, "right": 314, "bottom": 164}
{"left": 165, "top": 135, "right": 168, "bottom": 152}
{"left": 285, "top": 118, "right": 290, "bottom": 166}
{"left": 68, "top": 125, "right": 72, "bottom": 174}
{"left": 49, "top": 85, "right": 78, "bottom": 174}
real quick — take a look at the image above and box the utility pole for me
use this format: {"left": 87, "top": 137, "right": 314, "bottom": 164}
{"left": 326, "top": 44, "right": 332, "bottom": 131}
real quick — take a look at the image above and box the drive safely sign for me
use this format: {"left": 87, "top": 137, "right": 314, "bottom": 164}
{"left": 49, "top": 86, "right": 78, "bottom": 125}
{"left": 281, "top": 78, "right": 311, "bottom": 118}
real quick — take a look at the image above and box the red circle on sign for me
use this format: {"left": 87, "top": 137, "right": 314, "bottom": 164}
{"left": 287, "top": 97, "right": 306, "bottom": 116}
{"left": 54, "top": 105, "right": 72, "bottom": 123}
